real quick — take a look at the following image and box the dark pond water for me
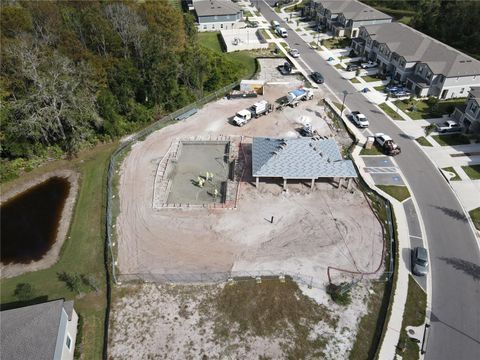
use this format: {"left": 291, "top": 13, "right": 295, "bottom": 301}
{"left": 1, "top": 177, "right": 71, "bottom": 264}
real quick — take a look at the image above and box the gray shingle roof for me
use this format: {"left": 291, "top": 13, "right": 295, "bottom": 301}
{"left": 469, "top": 87, "right": 480, "bottom": 101}
{"left": 363, "top": 22, "right": 480, "bottom": 77}
{"left": 318, "top": 0, "right": 391, "bottom": 21}
{"left": 194, "top": 0, "right": 241, "bottom": 17}
{"left": 252, "top": 137, "right": 357, "bottom": 178}
{"left": 1, "top": 299, "right": 73, "bottom": 360}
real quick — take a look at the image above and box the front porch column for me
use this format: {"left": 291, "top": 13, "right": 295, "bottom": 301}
{"left": 347, "top": 178, "right": 353, "bottom": 190}
{"left": 283, "top": 178, "right": 288, "bottom": 190}
{"left": 255, "top": 177, "right": 259, "bottom": 188}
{"left": 311, "top": 178, "right": 315, "bottom": 189}
{"left": 338, "top": 178, "right": 344, "bottom": 189}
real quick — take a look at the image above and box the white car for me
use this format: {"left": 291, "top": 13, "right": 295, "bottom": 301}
{"left": 374, "top": 133, "right": 392, "bottom": 147}
{"left": 289, "top": 48, "right": 300, "bottom": 58}
{"left": 351, "top": 111, "right": 369, "bottom": 128}
{"left": 361, "top": 61, "right": 377, "bottom": 69}
{"left": 435, "top": 120, "right": 461, "bottom": 133}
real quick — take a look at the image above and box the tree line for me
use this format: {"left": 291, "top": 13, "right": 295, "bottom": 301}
{"left": 0, "top": 1, "right": 242, "bottom": 181}
{"left": 362, "top": 0, "right": 480, "bottom": 60}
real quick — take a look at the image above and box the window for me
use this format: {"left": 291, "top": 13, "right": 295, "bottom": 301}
{"left": 470, "top": 102, "right": 478, "bottom": 113}
{"left": 203, "top": 25, "right": 207, "bottom": 29}
{"left": 66, "top": 335, "right": 72, "bottom": 350}
{"left": 460, "top": 88, "right": 464, "bottom": 93}
{"left": 221, "top": 24, "right": 223, "bottom": 28}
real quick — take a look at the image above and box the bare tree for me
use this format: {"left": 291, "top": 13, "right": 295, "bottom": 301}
{"left": 104, "top": 3, "right": 146, "bottom": 59}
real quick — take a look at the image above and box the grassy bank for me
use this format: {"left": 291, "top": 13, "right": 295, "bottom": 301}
{"left": 415, "top": 137, "right": 433, "bottom": 147}
{"left": 462, "top": 164, "right": 480, "bottom": 180}
{"left": 378, "top": 103, "right": 404, "bottom": 120}
{"left": 197, "top": 32, "right": 259, "bottom": 79}
{"left": 431, "top": 133, "right": 471, "bottom": 146}
{"left": 397, "top": 276, "right": 427, "bottom": 359}
{"left": 394, "top": 98, "right": 465, "bottom": 120}
{"left": 469, "top": 207, "right": 480, "bottom": 231}
{"left": 377, "top": 185, "right": 411, "bottom": 202}
{"left": 441, "top": 166, "right": 461, "bottom": 181}
{"left": 1, "top": 143, "right": 117, "bottom": 359}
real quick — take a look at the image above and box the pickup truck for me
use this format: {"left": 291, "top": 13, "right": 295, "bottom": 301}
{"left": 435, "top": 120, "right": 461, "bottom": 133}
{"left": 375, "top": 133, "right": 401, "bottom": 156}
{"left": 350, "top": 111, "right": 369, "bottom": 128}
{"left": 361, "top": 61, "right": 377, "bottom": 69}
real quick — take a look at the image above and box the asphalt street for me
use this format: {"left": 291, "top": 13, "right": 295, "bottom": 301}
{"left": 258, "top": 1, "right": 480, "bottom": 359}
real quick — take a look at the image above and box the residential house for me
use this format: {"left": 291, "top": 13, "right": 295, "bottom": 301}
{"left": 451, "top": 87, "right": 480, "bottom": 133}
{"left": 303, "top": 0, "right": 392, "bottom": 38}
{"left": 1, "top": 299, "right": 78, "bottom": 360}
{"left": 194, "top": 0, "right": 243, "bottom": 32}
{"left": 351, "top": 22, "right": 480, "bottom": 99}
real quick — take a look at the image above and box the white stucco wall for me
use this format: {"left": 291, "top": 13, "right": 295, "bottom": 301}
{"left": 53, "top": 308, "right": 78, "bottom": 360}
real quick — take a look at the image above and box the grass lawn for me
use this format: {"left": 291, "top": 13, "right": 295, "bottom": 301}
{"left": 322, "top": 37, "right": 350, "bottom": 49}
{"left": 360, "top": 143, "right": 384, "bottom": 156}
{"left": 243, "top": 11, "right": 253, "bottom": 18}
{"left": 441, "top": 167, "right": 461, "bottom": 181}
{"left": 377, "top": 185, "right": 411, "bottom": 202}
{"left": 461, "top": 165, "right": 480, "bottom": 180}
{"left": 415, "top": 136, "right": 433, "bottom": 147}
{"left": 0, "top": 142, "right": 117, "bottom": 359}
{"left": 378, "top": 103, "right": 404, "bottom": 121}
{"left": 350, "top": 77, "right": 360, "bottom": 83}
{"left": 334, "top": 63, "right": 344, "bottom": 70}
{"left": 349, "top": 281, "right": 387, "bottom": 359}
{"left": 469, "top": 207, "right": 480, "bottom": 231}
{"left": 197, "top": 32, "right": 258, "bottom": 79}
{"left": 374, "top": 85, "right": 386, "bottom": 92}
{"left": 431, "top": 133, "right": 471, "bottom": 146}
{"left": 397, "top": 276, "right": 427, "bottom": 358}
{"left": 394, "top": 98, "right": 465, "bottom": 120}
{"left": 361, "top": 75, "right": 380, "bottom": 82}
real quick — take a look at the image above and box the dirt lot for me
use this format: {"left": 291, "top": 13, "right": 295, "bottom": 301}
{"left": 116, "top": 83, "right": 383, "bottom": 289}
{"left": 109, "top": 279, "right": 374, "bottom": 360}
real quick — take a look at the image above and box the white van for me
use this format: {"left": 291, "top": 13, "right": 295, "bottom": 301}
{"left": 271, "top": 20, "right": 280, "bottom": 29}
{"left": 276, "top": 27, "right": 288, "bottom": 38}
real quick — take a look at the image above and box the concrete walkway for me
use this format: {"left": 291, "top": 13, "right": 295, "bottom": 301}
{"left": 325, "top": 99, "right": 429, "bottom": 360}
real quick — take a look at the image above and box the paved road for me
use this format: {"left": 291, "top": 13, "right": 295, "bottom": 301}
{"left": 258, "top": 2, "right": 480, "bottom": 359}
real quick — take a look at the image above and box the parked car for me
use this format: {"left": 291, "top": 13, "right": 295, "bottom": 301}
{"left": 346, "top": 63, "right": 360, "bottom": 71}
{"left": 311, "top": 71, "right": 324, "bottom": 84}
{"left": 289, "top": 48, "right": 300, "bottom": 58}
{"left": 350, "top": 111, "right": 369, "bottom": 128}
{"left": 411, "top": 246, "right": 429, "bottom": 276}
{"left": 435, "top": 120, "right": 461, "bottom": 133}
{"left": 361, "top": 61, "right": 377, "bottom": 69}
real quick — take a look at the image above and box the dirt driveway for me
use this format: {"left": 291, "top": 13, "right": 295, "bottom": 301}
{"left": 116, "top": 84, "right": 383, "bottom": 288}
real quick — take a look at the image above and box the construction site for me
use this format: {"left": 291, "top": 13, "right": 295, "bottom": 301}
{"left": 112, "top": 82, "right": 386, "bottom": 359}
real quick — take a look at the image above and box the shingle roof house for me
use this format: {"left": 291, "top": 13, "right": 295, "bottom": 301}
{"left": 252, "top": 137, "right": 356, "bottom": 189}
{"left": 303, "top": 0, "right": 392, "bottom": 37}
{"left": 352, "top": 22, "right": 480, "bottom": 98}
{"left": 194, "top": 0, "right": 243, "bottom": 32}
{"left": 1, "top": 299, "right": 78, "bottom": 360}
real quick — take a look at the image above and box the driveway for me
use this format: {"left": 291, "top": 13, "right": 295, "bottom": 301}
{"left": 257, "top": 1, "right": 480, "bottom": 359}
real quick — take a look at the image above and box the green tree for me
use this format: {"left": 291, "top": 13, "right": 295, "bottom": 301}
{"left": 13, "top": 283, "right": 35, "bottom": 301}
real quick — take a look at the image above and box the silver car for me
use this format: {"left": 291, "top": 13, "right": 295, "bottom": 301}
{"left": 411, "top": 247, "right": 429, "bottom": 276}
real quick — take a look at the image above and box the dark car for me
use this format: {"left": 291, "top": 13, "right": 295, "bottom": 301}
{"left": 346, "top": 63, "right": 360, "bottom": 72}
{"left": 311, "top": 71, "right": 324, "bottom": 84}
{"left": 411, "top": 247, "right": 429, "bottom": 276}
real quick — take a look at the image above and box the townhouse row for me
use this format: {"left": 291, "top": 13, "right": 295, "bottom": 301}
{"left": 304, "top": 1, "right": 480, "bottom": 100}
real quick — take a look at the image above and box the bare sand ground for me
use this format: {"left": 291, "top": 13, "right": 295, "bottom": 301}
{"left": 109, "top": 281, "right": 372, "bottom": 360}
{"left": 1, "top": 170, "right": 79, "bottom": 278}
{"left": 116, "top": 84, "right": 383, "bottom": 291}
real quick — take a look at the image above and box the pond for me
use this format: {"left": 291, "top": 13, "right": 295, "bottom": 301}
{"left": 1, "top": 177, "right": 71, "bottom": 264}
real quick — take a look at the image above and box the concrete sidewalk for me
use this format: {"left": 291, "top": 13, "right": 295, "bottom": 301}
{"left": 326, "top": 99, "right": 428, "bottom": 360}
